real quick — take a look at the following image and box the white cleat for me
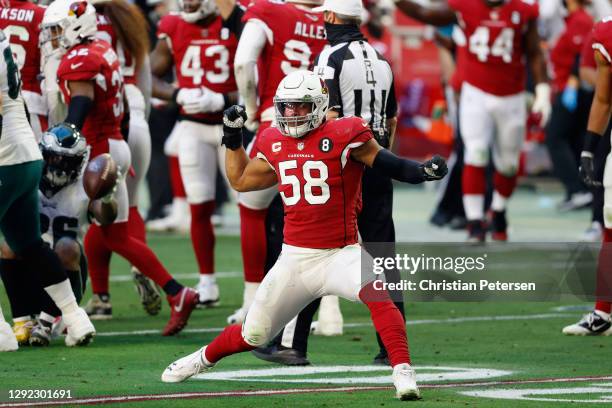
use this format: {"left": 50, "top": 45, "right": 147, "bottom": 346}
{"left": 562, "top": 311, "right": 612, "bottom": 336}
{"left": 161, "top": 346, "right": 214, "bottom": 383}
{"left": 393, "top": 363, "right": 421, "bottom": 401}
{"left": 196, "top": 281, "right": 220, "bottom": 308}
{"left": 226, "top": 282, "right": 258, "bottom": 324}
{"left": 0, "top": 321, "right": 18, "bottom": 352}
{"left": 63, "top": 308, "right": 96, "bottom": 347}
{"left": 312, "top": 295, "right": 343, "bottom": 336}
{"left": 227, "top": 307, "right": 247, "bottom": 325}
{"left": 146, "top": 199, "right": 191, "bottom": 233}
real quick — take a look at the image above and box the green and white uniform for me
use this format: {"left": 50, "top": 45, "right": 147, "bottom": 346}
{"left": 0, "top": 29, "right": 44, "bottom": 254}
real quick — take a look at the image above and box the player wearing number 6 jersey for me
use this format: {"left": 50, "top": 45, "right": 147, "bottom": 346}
{"left": 214, "top": 0, "right": 327, "bottom": 324}
{"left": 151, "top": 0, "right": 241, "bottom": 306}
{"left": 41, "top": 0, "right": 199, "bottom": 335}
{"left": 395, "top": 0, "right": 550, "bottom": 242}
{"left": 162, "top": 70, "right": 448, "bottom": 401}
{"left": 0, "top": 0, "right": 46, "bottom": 139}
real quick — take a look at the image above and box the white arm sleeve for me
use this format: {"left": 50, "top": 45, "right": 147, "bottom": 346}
{"left": 137, "top": 55, "right": 153, "bottom": 119}
{"left": 234, "top": 20, "right": 267, "bottom": 119}
{"left": 41, "top": 51, "right": 67, "bottom": 126}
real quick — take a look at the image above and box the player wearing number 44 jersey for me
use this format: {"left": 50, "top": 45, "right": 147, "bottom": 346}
{"left": 213, "top": 0, "right": 328, "bottom": 325}
{"left": 0, "top": 0, "right": 47, "bottom": 138}
{"left": 151, "top": 0, "right": 242, "bottom": 306}
{"left": 161, "top": 70, "right": 448, "bottom": 401}
{"left": 395, "top": 0, "right": 550, "bottom": 242}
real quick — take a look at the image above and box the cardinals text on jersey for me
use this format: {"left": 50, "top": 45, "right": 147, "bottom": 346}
{"left": 257, "top": 116, "right": 372, "bottom": 249}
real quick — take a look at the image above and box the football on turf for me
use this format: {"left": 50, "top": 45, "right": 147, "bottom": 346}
{"left": 83, "top": 154, "right": 118, "bottom": 200}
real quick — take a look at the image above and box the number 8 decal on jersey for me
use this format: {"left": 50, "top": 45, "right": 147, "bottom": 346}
{"left": 279, "top": 160, "right": 330, "bottom": 205}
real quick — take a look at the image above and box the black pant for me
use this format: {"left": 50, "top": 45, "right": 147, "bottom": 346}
{"left": 269, "top": 168, "right": 405, "bottom": 356}
{"left": 546, "top": 90, "right": 593, "bottom": 198}
{"left": 592, "top": 122, "right": 612, "bottom": 224}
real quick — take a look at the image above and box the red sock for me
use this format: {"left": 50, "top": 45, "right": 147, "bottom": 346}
{"left": 84, "top": 224, "right": 112, "bottom": 294}
{"left": 239, "top": 204, "right": 268, "bottom": 283}
{"left": 462, "top": 165, "right": 486, "bottom": 195}
{"left": 169, "top": 156, "right": 186, "bottom": 199}
{"left": 190, "top": 201, "right": 216, "bottom": 275}
{"left": 359, "top": 283, "right": 410, "bottom": 366}
{"left": 128, "top": 207, "right": 147, "bottom": 244}
{"left": 100, "top": 222, "right": 173, "bottom": 288}
{"left": 493, "top": 171, "right": 517, "bottom": 198}
{"left": 204, "top": 324, "right": 255, "bottom": 363}
{"left": 595, "top": 228, "right": 612, "bottom": 314}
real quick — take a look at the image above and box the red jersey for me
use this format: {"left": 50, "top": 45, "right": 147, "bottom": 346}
{"left": 550, "top": 9, "right": 593, "bottom": 92}
{"left": 157, "top": 13, "right": 238, "bottom": 123}
{"left": 592, "top": 17, "right": 612, "bottom": 68}
{"left": 258, "top": 117, "right": 372, "bottom": 249}
{"left": 96, "top": 13, "right": 137, "bottom": 85}
{"left": 57, "top": 40, "right": 124, "bottom": 158}
{"left": 448, "top": 0, "right": 539, "bottom": 96}
{"left": 580, "top": 31, "right": 596, "bottom": 70}
{"left": 243, "top": 1, "right": 327, "bottom": 121}
{"left": 0, "top": 1, "right": 44, "bottom": 94}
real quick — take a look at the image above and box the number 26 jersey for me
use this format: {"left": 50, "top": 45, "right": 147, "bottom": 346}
{"left": 257, "top": 117, "right": 372, "bottom": 249}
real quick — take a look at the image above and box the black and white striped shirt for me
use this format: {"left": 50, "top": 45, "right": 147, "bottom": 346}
{"left": 314, "top": 38, "right": 397, "bottom": 147}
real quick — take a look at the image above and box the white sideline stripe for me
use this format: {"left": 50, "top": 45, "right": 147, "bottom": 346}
{"left": 109, "top": 271, "right": 241, "bottom": 282}
{"left": 96, "top": 313, "right": 573, "bottom": 337}
{"left": 1, "top": 375, "right": 611, "bottom": 407}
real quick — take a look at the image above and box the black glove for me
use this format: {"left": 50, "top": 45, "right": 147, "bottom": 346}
{"left": 579, "top": 153, "right": 602, "bottom": 187}
{"left": 420, "top": 155, "right": 448, "bottom": 181}
{"left": 221, "top": 105, "right": 247, "bottom": 151}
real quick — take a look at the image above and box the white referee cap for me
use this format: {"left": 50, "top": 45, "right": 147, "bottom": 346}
{"left": 312, "top": 0, "right": 364, "bottom": 18}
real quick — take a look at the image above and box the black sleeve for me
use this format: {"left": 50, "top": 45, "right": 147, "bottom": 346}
{"left": 65, "top": 95, "right": 93, "bottom": 130}
{"left": 326, "top": 52, "right": 344, "bottom": 116}
{"left": 571, "top": 54, "right": 581, "bottom": 78}
{"left": 372, "top": 148, "right": 425, "bottom": 184}
{"left": 386, "top": 78, "right": 398, "bottom": 119}
{"left": 223, "top": 5, "right": 245, "bottom": 38}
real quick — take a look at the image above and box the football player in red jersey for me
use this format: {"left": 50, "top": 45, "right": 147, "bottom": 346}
{"left": 563, "top": 17, "right": 612, "bottom": 336}
{"left": 91, "top": 0, "right": 164, "bottom": 316}
{"left": 40, "top": 0, "right": 199, "bottom": 336}
{"left": 151, "top": 0, "right": 241, "bottom": 306}
{"left": 395, "top": 0, "right": 550, "bottom": 242}
{"left": 215, "top": 0, "right": 328, "bottom": 324}
{"left": 0, "top": 0, "right": 46, "bottom": 138}
{"left": 161, "top": 70, "right": 448, "bottom": 401}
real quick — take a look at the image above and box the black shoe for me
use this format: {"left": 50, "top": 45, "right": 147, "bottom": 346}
{"left": 429, "top": 210, "right": 451, "bottom": 227}
{"left": 448, "top": 215, "right": 467, "bottom": 230}
{"left": 373, "top": 350, "right": 390, "bottom": 365}
{"left": 490, "top": 211, "right": 508, "bottom": 241}
{"left": 466, "top": 220, "right": 486, "bottom": 243}
{"left": 251, "top": 345, "right": 311, "bottom": 366}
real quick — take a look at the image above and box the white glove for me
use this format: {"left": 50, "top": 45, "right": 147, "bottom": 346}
{"left": 532, "top": 83, "right": 552, "bottom": 127}
{"left": 244, "top": 111, "right": 260, "bottom": 132}
{"left": 176, "top": 87, "right": 225, "bottom": 115}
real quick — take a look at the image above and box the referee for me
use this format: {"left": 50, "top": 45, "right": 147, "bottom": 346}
{"left": 253, "top": 0, "right": 405, "bottom": 366}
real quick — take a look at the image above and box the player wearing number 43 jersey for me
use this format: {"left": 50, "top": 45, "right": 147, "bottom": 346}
{"left": 162, "top": 70, "right": 448, "bottom": 401}
{"left": 213, "top": 0, "right": 327, "bottom": 324}
{"left": 0, "top": 0, "right": 47, "bottom": 138}
{"left": 395, "top": 0, "right": 550, "bottom": 242}
{"left": 151, "top": 0, "right": 242, "bottom": 306}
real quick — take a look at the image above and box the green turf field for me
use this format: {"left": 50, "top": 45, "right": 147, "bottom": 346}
{"left": 1, "top": 187, "right": 611, "bottom": 407}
